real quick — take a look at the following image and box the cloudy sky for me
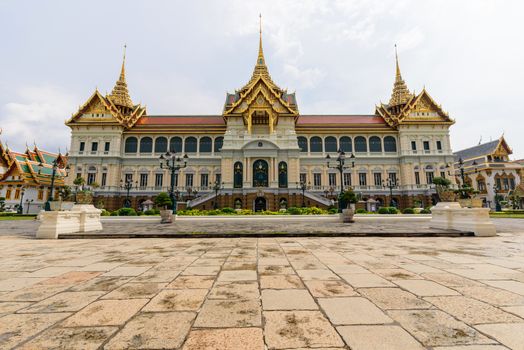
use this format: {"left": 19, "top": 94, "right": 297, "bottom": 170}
{"left": 1, "top": 0, "right": 523, "bottom": 158}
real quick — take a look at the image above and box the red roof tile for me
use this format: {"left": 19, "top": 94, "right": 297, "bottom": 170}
{"left": 136, "top": 115, "right": 225, "bottom": 126}
{"left": 297, "top": 115, "right": 386, "bottom": 125}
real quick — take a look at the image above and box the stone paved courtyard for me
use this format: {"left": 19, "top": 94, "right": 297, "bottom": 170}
{"left": 1, "top": 219, "right": 524, "bottom": 349}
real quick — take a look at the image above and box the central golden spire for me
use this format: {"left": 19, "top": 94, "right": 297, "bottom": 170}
{"left": 251, "top": 14, "right": 271, "bottom": 79}
{"left": 109, "top": 44, "right": 134, "bottom": 110}
{"left": 389, "top": 45, "right": 413, "bottom": 107}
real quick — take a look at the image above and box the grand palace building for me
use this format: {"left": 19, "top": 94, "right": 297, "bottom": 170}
{"left": 64, "top": 30, "right": 457, "bottom": 211}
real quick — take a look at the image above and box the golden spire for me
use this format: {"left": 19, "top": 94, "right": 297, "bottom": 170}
{"left": 109, "top": 44, "right": 134, "bottom": 110}
{"left": 389, "top": 44, "right": 413, "bottom": 107}
{"left": 251, "top": 14, "right": 270, "bottom": 79}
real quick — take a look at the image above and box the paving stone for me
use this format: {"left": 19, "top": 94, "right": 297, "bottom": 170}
{"left": 422, "top": 272, "right": 484, "bottom": 287}
{"left": 193, "top": 299, "right": 262, "bottom": 327}
{"left": 0, "top": 313, "right": 70, "bottom": 349}
{"left": 102, "top": 266, "right": 152, "bottom": 277}
{"left": 222, "top": 262, "right": 257, "bottom": 270}
{"left": 217, "top": 270, "right": 257, "bottom": 282}
{"left": 394, "top": 279, "right": 460, "bottom": 296}
{"left": 167, "top": 275, "right": 215, "bottom": 289}
{"left": 0, "top": 277, "right": 46, "bottom": 291}
{"left": 264, "top": 310, "right": 344, "bottom": 349}
{"left": 259, "top": 257, "right": 290, "bottom": 266}
{"left": 79, "top": 262, "right": 124, "bottom": 271}
{"left": 183, "top": 327, "right": 264, "bottom": 350}
{"left": 105, "top": 312, "right": 195, "bottom": 349}
{"left": 71, "top": 276, "right": 131, "bottom": 292}
{"left": 304, "top": 280, "right": 357, "bottom": 297}
{"left": 0, "top": 301, "right": 32, "bottom": 316}
{"left": 432, "top": 346, "right": 509, "bottom": 350}
{"left": 28, "top": 266, "right": 77, "bottom": 277}
{"left": 19, "top": 291, "right": 104, "bottom": 313}
{"left": 328, "top": 264, "right": 369, "bottom": 274}
{"left": 340, "top": 273, "right": 395, "bottom": 287}
{"left": 425, "top": 296, "right": 523, "bottom": 324}
{"left": 318, "top": 297, "right": 392, "bottom": 325}
{"left": 262, "top": 289, "right": 318, "bottom": 310}
{"left": 38, "top": 271, "right": 102, "bottom": 285}
{"left": 372, "top": 268, "right": 420, "bottom": 280}
{"left": 260, "top": 275, "right": 304, "bottom": 289}
{"left": 61, "top": 299, "right": 148, "bottom": 326}
{"left": 337, "top": 325, "right": 425, "bottom": 350}
{"left": 296, "top": 269, "right": 340, "bottom": 280}
{"left": 0, "top": 284, "right": 69, "bottom": 301}
{"left": 182, "top": 265, "right": 221, "bottom": 276}
{"left": 143, "top": 289, "right": 207, "bottom": 311}
{"left": 474, "top": 324, "right": 524, "bottom": 350}
{"left": 133, "top": 268, "right": 181, "bottom": 282}
{"left": 456, "top": 286, "right": 524, "bottom": 306}
{"left": 388, "top": 309, "right": 493, "bottom": 347}
{"left": 209, "top": 281, "right": 260, "bottom": 299}
{"left": 501, "top": 305, "right": 524, "bottom": 318}
{"left": 259, "top": 265, "right": 295, "bottom": 275}
{"left": 18, "top": 326, "right": 117, "bottom": 350}
{"left": 102, "top": 282, "right": 166, "bottom": 299}
{"left": 482, "top": 280, "right": 524, "bottom": 295}
{"left": 359, "top": 287, "right": 431, "bottom": 309}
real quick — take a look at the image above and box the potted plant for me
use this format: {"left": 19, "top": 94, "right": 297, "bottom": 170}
{"left": 432, "top": 177, "right": 456, "bottom": 202}
{"left": 57, "top": 185, "right": 75, "bottom": 210}
{"left": 155, "top": 192, "right": 173, "bottom": 223}
{"left": 339, "top": 188, "right": 357, "bottom": 223}
{"left": 74, "top": 177, "right": 96, "bottom": 204}
{"left": 455, "top": 185, "right": 482, "bottom": 208}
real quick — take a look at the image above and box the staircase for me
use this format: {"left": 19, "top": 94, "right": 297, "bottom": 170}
{"left": 187, "top": 192, "right": 216, "bottom": 208}
{"left": 304, "top": 191, "right": 332, "bottom": 207}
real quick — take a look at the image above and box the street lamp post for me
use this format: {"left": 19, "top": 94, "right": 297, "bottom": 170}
{"left": 382, "top": 177, "right": 399, "bottom": 207}
{"left": 159, "top": 151, "right": 188, "bottom": 214}
{"left": 493, "top": 183, "right": 502, "bottom": 212}
{"left": 212, "top": 180, "right": 224, "bottom": 209}
{"left": 326, "top": 149, "right": 355, "bottom": 212}
{"left": 120, "top": 178, "right": 137, "bottom": 208}
{"left": 457, "top": 157, "right": 466, "bottom": 186}
{"left": 43, "top": 160, "right": 70, "bottom": 211}
{"left": 17, "top": 187, "right": 25, "bottom": 214}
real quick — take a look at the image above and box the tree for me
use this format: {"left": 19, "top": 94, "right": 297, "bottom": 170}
{"left": 339, "top": 188, "right": 358, "bottom": 210}
{"left": 154, "top": 192, "right": 172, "bottom": 209}
{"left": 73, "top": 176, "right": 86, "bottom": 191}
{"left": 0, "top": 197, "right": 5, "bottom": 212}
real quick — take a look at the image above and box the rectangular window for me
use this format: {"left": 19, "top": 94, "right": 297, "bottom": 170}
{"left": 140, "top": 173, "right": 148, "bottom": 188}
{"left": 436, "top": 141, "right": 442, "bottom": 151}
{"left": 185, "top": 173, "right": 193, "bottom": 187}
{"left": 37, "top": 188, "right": 44, "bottom": 200}
{"left": 388, "top": 172, "right": 397, "bottom": 185}
{"left": 359, "top": 173, "right": 367, "bottom": 186}
{"left": 415, "top": 171, "right": 420, "bottom": 185}
{"left": 510, "top": 178, "right": 515, "bottom": 190}
{"left": 503, "top": 178, "right": 509, "bottom": 191}
{"left": 343, "top": 173, "right": 351, "bottom": 187}
{"left": 155, "top": 173, "right": 163, "bottom": 188}
{"left": 440, "top": 171, "right": 446, "bottom": 179}
{"left": 5, "top": 188, "right": 12, "bottom": 199}
{"left": 104, "top": 142, "right": 110, "bottom": 152}
{"left": 125, "top": 173, "right": 133, "bottom": 183}
{"left": 173, "top": 173, "right": 179, "bottom": 187}
{"left": 79, "top": 142, "right": 85, "bottom": 152}
{"left": 215, "top": 173, "right": 221, "bottom": 185}
{"left": 425, "top": 171, "right": 434, "bottom": 184}
{"left": 201, "top": 174, "right": 209, "bottom": 188}
{"left": 14, "top": 189, "right": 20, "bottom": 200}
{"left": 91, "top": 142, "right": 98, "bottom": 152}
{"left": 496, "top": 178, "right": 502, "bottom": 190}
{"left": 313, "top": 173, "right": 322, "bottom": 187}
{"left": 101, "top": 173, "right": 107, "bottom": 187}
{"left": 300, "top": 173, "right": 307, "bottom": 184}
{"left": 76, "top": 173, "right": 81, "bottom": 179}
{"left": 87, "top": 173, "right": 96, "bottom": 185}
{"left": 477, "top": 180, "right": 485, "bottom": 192}
{"left": 411, "top": 141, "right": 417, "bottom": 151}
{"left": 328, "top": 173, "right": 336, "bottom": 187}
{"left": 423, "top": 141, "right": 430, "bottom": 153}
{"left": 373, "top": 173, "right": 382, "bottom": 186}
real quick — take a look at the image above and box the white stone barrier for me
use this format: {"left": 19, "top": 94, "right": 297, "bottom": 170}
{"left": 36, "top": 204, "right": 102, "bottom": 239}
{"left": 430, "top": 202, "right": 496, "bottom": 237}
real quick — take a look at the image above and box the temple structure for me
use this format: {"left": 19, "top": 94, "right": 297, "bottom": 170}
{"left": 0, "top": 141, "right": 68, "bottom": 213}
{"left": 65, "top": 28, "right": 456, "bottom": 211}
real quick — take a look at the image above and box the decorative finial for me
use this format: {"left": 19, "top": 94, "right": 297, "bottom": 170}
{"left": 259, "top": 13, "right": 262, "bottom": 35}
{"left": 395, "top": 44, "right": 400, "bottom": 77}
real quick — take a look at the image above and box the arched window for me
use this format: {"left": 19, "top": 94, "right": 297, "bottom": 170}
{"left": 154, "top": 137, "right": 167, "bottom": 153}
{"left": 278, "top": 161, "right": 288, "bottom": 188}
{"left": 140, "top": 137, "right": 153, "bottom": 153}
{"left": 214, "top": 137, "right": 224, "bottom": 153}
{"left": 384, "top": 136, "right": 397, "bottom": 152}
{"left": 184, "top": 137, "right": 197, "bottom": 153}
{"left": 169, "top": 137, "right": 182, "bottom": 153}
{"left": 253, "top": 159, "right": 269, "bottom": 187}
{"left": 297, "top": 136, "right": 308, "bottom": 152}
{"left": 369, "top": 136, "right": 382, "bottom": 153}
{"left": 324, "top": 136, "right": 337, "bottom": 153}
{"left": 124, "top": 137, "right": 138, "bottom": 153}
{"left": 340, "top": 136, "right": 352, "bottom": 152}
{"left": 234, "top": 162, "right": 243, "bottom": 188}
{"left": 199, "top": 137, "right": 212, "bottom": 153}
{"left": 355, "top": 136, "right": 367, "bottom": 152}
{"left": 310, "top": 136, "right": 322, "bottom": 153}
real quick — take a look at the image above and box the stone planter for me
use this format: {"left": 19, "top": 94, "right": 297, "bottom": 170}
{"left": 438, "top": 190, "right": 457, "bottom": 202}
{"left": 459, "top": 198, "right": 483, "bottom": 208}
{"left": 339, "top": 208, "right": 355, "bottom": 223}
{"left": 61, "top": 201, "right": 75, "bottom": 211}
{"left": 49, "top": 201, "right": 62, "bottom": 211}
{"left": 160, "top": 209, "right": 173, "bottom": 224}
{"left": 76, "top": 192, "right": 93, "bottom": 204}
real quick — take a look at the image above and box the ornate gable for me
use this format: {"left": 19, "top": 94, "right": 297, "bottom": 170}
{"left": 492, "top": 136, "right": 512, "bottom": 158}
{"left": 401, "top": 89, "right": 454, "bottom": 124}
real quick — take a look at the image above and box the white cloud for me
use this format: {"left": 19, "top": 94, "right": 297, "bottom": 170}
{"left": 0, "top": 86, "right": 77, "bottom": 153}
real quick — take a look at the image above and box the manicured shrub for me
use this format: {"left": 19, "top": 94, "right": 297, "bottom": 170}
{"left": 355, "top": 208, "right": 368, "bottom": 214}
{"left": 117, "top": 208, "right": 137, "bottom": 216}
{"left": 388, "top": 207, "right": 399, "bottom": 214}
{"left": 402, "top": 208, "right": 415, "bottom": 214}
{"left": 420, "top": 207, "right": 432, "bottom": 214}
{"left": 100, "top": 209, "right": 111, "bottom": 216}
{"left": 287, "top": 207, "right": 303, "bottom": 215}
{"left": 328, "top": 208, "right": 338, "bottom": 214}
{"left": 378, "top": 207, "right": 390, "bottom": 214}
{"left": 221, "top": 207, "right": 235, "bottom": 214}
{"left": 144, "top": 209, "right": 155, "bottom": 215}
{"left": 110, "top": 210, "right": 118, "bottom": 216}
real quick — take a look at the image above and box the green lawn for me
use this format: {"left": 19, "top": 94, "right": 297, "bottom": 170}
{"left": 490, "top": 213, "right": 524, "bottom": 219}
{"left": 0, "top": 216, "right": 36, "bottom": 221}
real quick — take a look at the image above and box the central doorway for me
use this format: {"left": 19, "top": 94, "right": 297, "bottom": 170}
{"left": 254, "top": 197, "right": 267, "bottom": 212}
{"left": 253, "top": 159, "right": 269, "bottom": 187}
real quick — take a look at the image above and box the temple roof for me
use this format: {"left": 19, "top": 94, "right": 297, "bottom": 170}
{"left": 136, "top": 115, "right": 225, "bottom": 126}
{"left": 297, "top": 115, "right": 387, "bottom": 125}
{"left": 454, "top": 137, "right": 512, "bottom": 161}
{"left": 108, "top": 46, "right": 134, "bottom": 109}
{"left": 389, "top": 46, "right": 414, "bottom": 106}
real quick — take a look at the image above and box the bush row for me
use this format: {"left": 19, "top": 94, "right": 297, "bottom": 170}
{"left": 177, "top": 207, "right": 333, "bottom": 216}
{"left": 354, "top": 207, "right": 432, "bottom": 214}
{"left": 101, "top": 208, "right": 161, "bottom": 216}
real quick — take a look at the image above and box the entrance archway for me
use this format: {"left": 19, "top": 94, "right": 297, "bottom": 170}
{"left": 254, "top": 197, "right": 267, "bottom": 212}
{"left": 253, "top": 159, "right": 269, "bottom": 187}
